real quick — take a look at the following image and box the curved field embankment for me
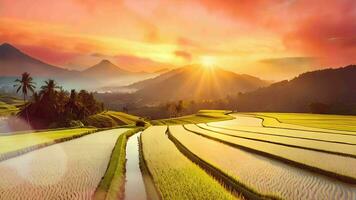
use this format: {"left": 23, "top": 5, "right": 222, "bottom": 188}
{"left": 242, "top": 113, "right": 356, "bottom": 135}
{"left": 169, "top": 125, "right": 356, "bottom": 200}
{"left": 197, "top": 124, "right": 356, "bottom": 158}
{"left": 167, "top": 127, "right": 278, "bottom": 200}
{"left": 0, "top": 128, "right": 128, "bottom": 199}
{"left": 141, "top": 126, "right": 238, "bottom": 200}
{"left": 0, "top": 128, "right": 97, "bottom": 162}
{"left": 206, "top": 122, "right": 356, "bottom": 145}
{"left": 93, "top": 128, "right": 141, "bottom": 200}
{"left": 250, "top": 113, "right": 356, "bottom": 132}
{"left": 184, "top": 124, "right": 356, "bottom": 183}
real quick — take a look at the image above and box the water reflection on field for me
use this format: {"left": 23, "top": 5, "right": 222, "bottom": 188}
{"left": 124, "top": 132, "right": 147, "bottom": 200}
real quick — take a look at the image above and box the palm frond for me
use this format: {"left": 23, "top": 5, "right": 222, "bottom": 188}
{"left": 16, "top": 86, "right": 22, "bottom": 93}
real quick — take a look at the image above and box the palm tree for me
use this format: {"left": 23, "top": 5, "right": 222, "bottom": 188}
{"left": 40, "top": 79, "right": 59, "bottom": 98}
{"left": 14, "top": 72, "right": 36, "bottom": 125}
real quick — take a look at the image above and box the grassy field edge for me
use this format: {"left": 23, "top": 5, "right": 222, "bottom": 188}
{"left": 247, "top": 114, "right": 356, "bottom": 135}
{"left": 167, "top": 126, "right": 280, "bottom": 200}
{"left": 93, "top": 127, "right": 145, "bottom": 200}
{"left": 138, "top": 129, "right": 162, "bottom": 200}
{"left": 0, "top": 129, "right": 98, "bottom": 162}
{"left": 196, "top": 124, "right": 356, "bottom": 158}
{"left": 205, "top": 123, "right": 356, "bottom": 146}
{"left": 182, "top": 125, "right": 356, "bottom": 184}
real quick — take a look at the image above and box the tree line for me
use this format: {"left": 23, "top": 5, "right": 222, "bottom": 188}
{"left": 14, "top": 72, "right": 104, "bottom": 128}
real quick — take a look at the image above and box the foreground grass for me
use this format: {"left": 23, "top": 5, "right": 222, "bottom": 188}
{"left": 93, "top": 127, "right": 145, "bottom": 200}
{"left": 141, "top": 126, "right": 238, "bottom": 200}
{"left": 251, "top": 112, "right": 356, "bottom": 132}
{"left": 83, "top": 111, "right": 141, "bottom": 128}
{"left": 151, "top": 110, "right": 233, "bottom": 125}
{"left": 0, "top": 128, "right": 96, "bottom": 157}
{"left": 0, "top": 129, "right": 124, "bottom": 199}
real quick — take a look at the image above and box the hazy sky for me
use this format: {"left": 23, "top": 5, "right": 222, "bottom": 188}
{"left": 0, "top": 0, "right": 355, "bottom": 80}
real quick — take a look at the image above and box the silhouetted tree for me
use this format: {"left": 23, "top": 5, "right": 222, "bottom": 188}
{"left": 16, "top": 78, "right": 105, "bottom": 129}
{"left": 175, "top": 100, "right": 185, "bottom": 116}
{"left": 14, "top": 72, "right": 36, "bottom": 125}
{"left": 40, "top": 79, "right": 59, "bottom": 99}
{"left": 166, "top": 102, "right": 177, "bottom": 117}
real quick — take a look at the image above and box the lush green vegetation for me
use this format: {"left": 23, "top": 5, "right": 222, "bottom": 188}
{"left": 184, "top": 124, "right": 356, "bottom": 183}
{"left": 0, "top": 101, "right": 18, "bottom": 116}
{"left": 0, "top": 128, "right": 96, "bottom": 160}
{"left": 93, "top": 128, "right": 142, "bottom": 200}
{"left": 84, "top": 111, "right": 142, "bottom": 128}
{"left": 0, "top": 95, "right": 23, "bottom": 116}
{"left": 151, "top": 110, "right": 233, "bottom": 125}
{"left": 12, "top": 73, "right": 104, "bottom": 129}
{"left": 141, "top": 126, "right": 238, "bottom": 200}
{"left": 250, "top": 113, "right": 356, "bottom": 132}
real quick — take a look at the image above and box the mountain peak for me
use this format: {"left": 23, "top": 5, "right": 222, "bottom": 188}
{"left": 99, "top": 59, "right": 113, "bottom": 65}
{"left": 0, "top": 42, "right": 14, "bottom": 48}
{"left": 0, "top": 42, "right": 21, "bottom": 53}
{"left": 82, "top": 59, "right": 132, "bottom": 77}
{"left": 0, "top": 42, "right": 72, "bottom": 77}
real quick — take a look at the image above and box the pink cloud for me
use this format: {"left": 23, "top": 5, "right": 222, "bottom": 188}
{"left": 17, "top": 44, "right": 80, "bottom": 67}
{"left": 195, "top": 0, "right": 356, "bottom": 66}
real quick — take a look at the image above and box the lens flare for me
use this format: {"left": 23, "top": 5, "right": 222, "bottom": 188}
{"left": 200, "top": 56, "right": 216, "bottom": 69}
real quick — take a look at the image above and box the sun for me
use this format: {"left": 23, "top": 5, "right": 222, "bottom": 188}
{"left": 200, "top": 56, "right": 216, "bottom": 69}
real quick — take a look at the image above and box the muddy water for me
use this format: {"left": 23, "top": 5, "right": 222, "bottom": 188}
{"left": 124, "top": 132, "right": 147, "bottom": 200}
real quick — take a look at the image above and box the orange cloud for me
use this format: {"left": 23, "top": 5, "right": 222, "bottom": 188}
{"left": 174, "top": 50, "right": 192, "bottom": 61}
{"left": 0, "top": 0, "right": 355, "bottom": 79}
{"left": 194, "top": 0, "right": 356, "bottom": 67}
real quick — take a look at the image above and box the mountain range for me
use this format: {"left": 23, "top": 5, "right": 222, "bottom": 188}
{"left": 236, "top": 65, "right": 356, "bottom": 114}
{"left": 1, "top": 43, "right": 355, "bottom": 114}
{"left": 0, "top": 43, "right": 77, "bottom": 77}
{"left": 128, "top": 65, "right": 269, "bottom": 103}
{"left": 0, "top": 43, "right": 159, "bottom": 89}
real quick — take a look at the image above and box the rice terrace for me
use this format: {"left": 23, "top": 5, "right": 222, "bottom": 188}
{"left": 1, "top": 0, "right": 356, "bottom": 199}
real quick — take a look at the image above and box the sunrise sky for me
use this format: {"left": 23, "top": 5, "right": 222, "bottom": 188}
{"left": 0, "top": 0, "right": 355, "bottom": 80}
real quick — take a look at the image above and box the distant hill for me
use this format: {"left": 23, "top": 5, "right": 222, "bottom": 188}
{"left": 0, "top": 43, "right": 161, "bottom": 90}
{"left": 131, "top": 65, "right": 269, "bottom": 103}
{"left": 0, "top": 43, "right": 77, "bottom": 77}
{"left": 82, "top": 59, "right": 160, "bottom": 91}
{"left": 82, "top": 59, "right": 139, "bottom": 78}
{"left": 237, "top": 65, "right": 356, "bottom": 114}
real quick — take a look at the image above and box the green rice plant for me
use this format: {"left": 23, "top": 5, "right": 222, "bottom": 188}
{"left": 105, "top": 111, "right": 141, "bottom": 125}
{"left": 207, "top": 119, "right": 356, "bottom": 145}
{"left": 0, "top": 129, "right": 124, "bottom": 199}
{"left": 0, "top": 101, "right": 19, "bottom": 116}
{"left": 83, "top": 111, "right": 141, "bottom": 128}
{"left": 184, "top": 124, "right": 356, "bottom": 183}
{"left": 151, "top": 110, "right": 233, "bottom": 125}
{"left": 170, "top": 125, "right": 356, "bottom": 200}
{"left": 249, "top": 113, "right": 356, "bottom": 133}
{"left": 93, "top": 128, "right": 141, "bottom": 200}
{"left": 141, "top": 126, "right": 238, "bottom": 200}
{"left": 0, "top": 128, "right": 96, "bottom": 156}
{"left": 197, "top": 124, "right": 356, "bottom": 157}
